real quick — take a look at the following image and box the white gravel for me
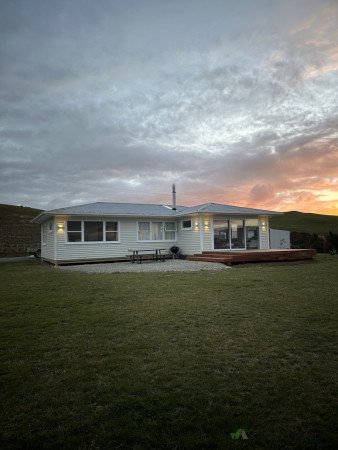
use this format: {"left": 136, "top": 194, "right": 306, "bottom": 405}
{"left": 58, "top": 259, "right": 231, "bottom": 273}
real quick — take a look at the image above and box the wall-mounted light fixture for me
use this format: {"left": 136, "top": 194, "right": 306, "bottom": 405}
{"left": 204, "top": 220, "right": 209, "bottom": 229}
{"left": 194, "top": 220, "right": 199, "bottom": 230}
{"left": 57, "top": 222, "right": 65, "bottom": 234}
{"left": 261, "top": 219, "right": 267, "bottom": 232}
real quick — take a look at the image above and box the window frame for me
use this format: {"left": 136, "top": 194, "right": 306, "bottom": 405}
{"left": 137, "top": 220, "right": 177, "bottom": 242}
{"left": 105, "top": 221, "right": 119, "bottom": 242}
{"left": 181, "top": 219, "right": 192, "bottom": 230}
{"left": 42, "top": 221, "right": 53, "bottom": 246}
{"left": 42, "top": 223, "right": 47, "bottom": 246}
{"left": 67, "top": 220, "right": 83, "bottom": 243}
{"left": 84, "top": 220, "right": 104, "bottom": 242}
{"left": 65, "top": 220, "right": 120, "bottom": 244}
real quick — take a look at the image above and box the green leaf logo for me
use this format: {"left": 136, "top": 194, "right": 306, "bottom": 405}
{"left": 230, "top": 429, "right": 248, "bottom": 439}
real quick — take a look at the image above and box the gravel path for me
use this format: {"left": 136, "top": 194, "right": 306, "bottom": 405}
{"left": 58, "top": 259, "right": 230, "bottom": 273}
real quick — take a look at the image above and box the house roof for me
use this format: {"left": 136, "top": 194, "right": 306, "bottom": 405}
{"left": 32, "top": 201, "right": 281, "bottom": 224}
{"left": 32, "top": 202, "right": 185, "bottom": 224}
{"left": 175, "top": 203, "right": 281, "bottom": 216}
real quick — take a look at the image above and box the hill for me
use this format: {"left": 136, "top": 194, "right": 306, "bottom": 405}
{"left": 269, "top": 211, "right": 338, "bottom": 235}
{"left": 0, "top": 204, "right": 43, "bottom": 256}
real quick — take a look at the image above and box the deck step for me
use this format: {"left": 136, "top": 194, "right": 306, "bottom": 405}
{"left": 187, "top": 249, "right": 316, "bottom": 265}
{"left": 188, "top": 256, "right": 232, "bottom": 263}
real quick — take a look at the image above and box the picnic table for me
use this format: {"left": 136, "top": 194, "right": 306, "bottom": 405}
{"left": 128, "top": 248, "right": 166, "bottom": 264}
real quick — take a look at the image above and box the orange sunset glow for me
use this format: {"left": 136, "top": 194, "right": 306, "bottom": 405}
{"left": 0, "top": 1, "right": 337, "bottom": 215}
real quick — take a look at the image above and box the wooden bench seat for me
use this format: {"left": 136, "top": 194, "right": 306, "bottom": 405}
{"left": 128, "top": 249, "right": 166, "bottom": 264}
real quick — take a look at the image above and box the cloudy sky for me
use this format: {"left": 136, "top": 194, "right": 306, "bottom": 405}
{"left": 1, "top": 0, "right": 338, "bottom": 214}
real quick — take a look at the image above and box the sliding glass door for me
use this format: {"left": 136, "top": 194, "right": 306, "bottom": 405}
{"left": 245, "top": 219, "right": 259, "bottom": 249}
{"left": 230, "top": 219, "right": 245, "bottom": 249}
{"left": 213, "top": 220, "right": 230, "bottom": 249}
{"left": 213, "top": 218, "right": 260, "bottom": 250}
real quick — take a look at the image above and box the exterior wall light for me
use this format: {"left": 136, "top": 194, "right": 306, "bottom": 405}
{"left": 57, "top": 222, "right": 65, "bottom": 234}
{"left": 261, "top": 219, "right": 267, "bottom": 232}
{"left": 204, "top": 220, "right": 209, "bottom": 229}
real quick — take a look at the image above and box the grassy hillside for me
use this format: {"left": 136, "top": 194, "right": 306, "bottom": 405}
{"left": 269, "top": 211, "right": 338, "bottom": 235}
{"left": 0, "top": 204, "right": 42, "bottom": 256}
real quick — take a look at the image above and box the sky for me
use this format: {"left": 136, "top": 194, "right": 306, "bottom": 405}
{"left": 0, "top": 0, "right": 338, "bottom": 214}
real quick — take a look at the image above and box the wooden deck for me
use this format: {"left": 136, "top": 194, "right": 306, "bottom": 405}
{"left": 187, "top": 249, "right": 316, "bottom": 265}
{"left": 42, "top": 255, "right": 172, "bottom": 266}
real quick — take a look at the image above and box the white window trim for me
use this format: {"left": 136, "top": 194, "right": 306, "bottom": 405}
{"left": 65, "top": 220, "right": 120, "bottom": 244}
{"left": 48, "top": 220, "right": 53, "bottom": 234}
{"left": 137, "top": 220, "right": 177, "bottom": 242}
{"left": 181, "top": 219, "right": 192, "bottom": 230}
{"left": 42, "top": 224, "right": 47, "bottom": 246}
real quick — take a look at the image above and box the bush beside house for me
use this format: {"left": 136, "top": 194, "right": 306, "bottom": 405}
{"left": 0, "top": 204, "right": 42, "bottom": 257}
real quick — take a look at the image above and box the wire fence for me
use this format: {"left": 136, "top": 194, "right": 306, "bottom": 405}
{"left": 0, "top": 243, "right": 40, "bottom": 257}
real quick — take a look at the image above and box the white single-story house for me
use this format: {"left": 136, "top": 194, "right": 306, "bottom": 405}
{"left": 32, "top": 187, "right": 282, "bottom": 265}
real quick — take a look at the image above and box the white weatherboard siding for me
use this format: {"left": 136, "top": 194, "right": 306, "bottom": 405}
{"left": 259, "top": 216, "right": 270, "bottom": 249}
{"left": 41, "top": 220, "right": 54, "bottom": 260}
{"left": 55, "top": 216, "right": 178, "bottom": 261}
{"left": 202, "top": 216, "right": 213, "bottom": 252}
{"left": 176, "top": 216, "right": 201, "bottom": 255}
{"left": 269, "top": 229, "right": 290, "bottom": 249}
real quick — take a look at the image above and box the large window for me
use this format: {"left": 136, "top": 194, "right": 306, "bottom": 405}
{"left": 67, "top": 221, "right": 119, "bottom": 243}
{"left": 138, "top": 222, "right": 151, "bottom": 241}
{"left": 165, "top": 222, "right": 176, "bottom": 240}
{"left": 138, "top": 221, "right": 177, "bottom": 241}
{"left": 67, "top": 221, "right": 82, "bottom": 242}
{"left": 84, "top": 221, "right": 103, "bottom": 242}
{"left": 106, "top": 222, "right": 119, "bottom": 241}
{"left": 152, "top": 222, "right": 163, "bottom": 240}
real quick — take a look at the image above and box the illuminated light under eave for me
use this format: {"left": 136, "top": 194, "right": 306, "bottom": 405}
{"left": 57, "top": 223, "right": 65, "bottom": 234}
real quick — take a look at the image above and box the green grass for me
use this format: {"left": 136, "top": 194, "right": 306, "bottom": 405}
{"left": 270, "top": 210, "right": 338, "bottom": 235}
{"left": 1, "top": 257, "right": 338, "bottom": 449}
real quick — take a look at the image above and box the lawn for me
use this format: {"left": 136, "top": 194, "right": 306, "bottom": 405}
{"left": 1, "top": 256, "right": 337, "bottom": 449}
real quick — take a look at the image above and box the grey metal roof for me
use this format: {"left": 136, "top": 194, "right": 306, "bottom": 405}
{"left": 32, "top": 201, "right": 281, "bottom": 224}
{"left": 32, "top": 202, "right": 185, "bottom": 224}
{"left": 175, "top": 203, "right": 281, "bottom": 216}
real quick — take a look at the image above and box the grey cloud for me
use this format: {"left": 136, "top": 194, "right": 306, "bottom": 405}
{"left": 0, "top": 0, "right": 337, "bottom": 211}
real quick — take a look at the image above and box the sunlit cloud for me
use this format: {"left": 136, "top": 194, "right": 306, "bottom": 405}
{"left": 0, "top": 0, "right": 337, "bottom": 215}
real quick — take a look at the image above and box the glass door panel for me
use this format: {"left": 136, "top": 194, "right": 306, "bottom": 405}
{"left": 245, "top": 218, "right": 259, "bottom": 250}
{"left": 230, "top": 219, "right": 245, "bottom": 249}
{"left": 213, "top": 220, "right": 230, "bottom": 249}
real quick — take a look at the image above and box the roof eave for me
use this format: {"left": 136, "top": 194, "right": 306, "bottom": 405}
{"left": 32, "top": 208, "right": 283, "bottom": 224}
{"left": 176, "top": 210, "right": 282, "bottom": 217}
{"left": 32, "top": 211, "right": 179, "bottom": 223}
{"left": 31, "top": 212, "right": 53, "bottom": 225}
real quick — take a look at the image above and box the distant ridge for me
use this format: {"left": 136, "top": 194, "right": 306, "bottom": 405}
{"left": 269, "top": 211, "right": 338, "bottom": 235}
{"left": 0, "top": 204, "right": 43, "bottom": 256}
